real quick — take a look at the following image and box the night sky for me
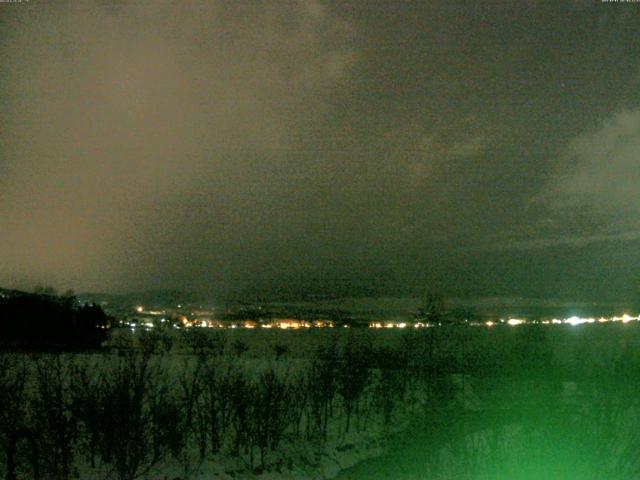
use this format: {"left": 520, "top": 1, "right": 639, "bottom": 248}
{"left": 1, "top": 1, "right": 639, "bottom": 301}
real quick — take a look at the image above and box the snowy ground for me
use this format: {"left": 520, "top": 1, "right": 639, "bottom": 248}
{"left": 5, "top": 324, "right": 640, "bottom": 479}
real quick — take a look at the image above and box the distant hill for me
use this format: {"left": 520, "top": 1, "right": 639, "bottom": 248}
{"left": 29, "top": 286, "right": 636, "bottom": 323}
{"left": 0, "top": 287, "right": 30, "bottom": 298}
{"left": 77, "top": 289, "right": 206, "bottom": 310}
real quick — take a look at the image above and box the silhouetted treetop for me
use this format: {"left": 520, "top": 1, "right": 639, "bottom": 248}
{"left": 0, "top": 288, "right": 110, "bottom": 351}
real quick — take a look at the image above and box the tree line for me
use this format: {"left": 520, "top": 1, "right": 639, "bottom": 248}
{"left": 0, "top": 289, "right": 110, "bottom": 351}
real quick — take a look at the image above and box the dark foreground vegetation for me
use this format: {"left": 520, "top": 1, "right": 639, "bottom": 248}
{"left": 1, "top": 323, "right": 640, "bottom": 479}
{"left": 0, "top": 290, "right": 109, "bottom": 350}
{"left": 0, "top": 329, "right": 411, "bottom": 480}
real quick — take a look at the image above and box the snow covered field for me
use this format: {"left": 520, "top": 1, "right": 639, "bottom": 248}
{"left": 3, "top": 323, "right": 640, "bottom": 479}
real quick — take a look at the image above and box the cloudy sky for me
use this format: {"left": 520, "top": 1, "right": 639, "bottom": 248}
{"left": 1, "top": 0, "right": 639, "bottom": 301}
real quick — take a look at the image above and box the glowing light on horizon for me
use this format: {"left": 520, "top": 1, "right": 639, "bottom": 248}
{"left": 507, "top": 318, "right": 525, "bottom": 326}
{"left": 622, "top": 314, "right": 635, "bottom": 323}
{"left": 565, "top": 316, "right": 580, "bottom": 326}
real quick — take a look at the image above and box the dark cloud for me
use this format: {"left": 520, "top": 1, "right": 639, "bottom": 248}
{"left": 1, "top": 1, "right": 639, "bottom": 301}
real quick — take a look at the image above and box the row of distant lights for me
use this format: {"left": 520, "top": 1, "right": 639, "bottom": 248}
{"left": 370, "top": 314, "right": 640, "bottom": 329}
{"left": 182, "top": 320, "right": 336, "bottom": 329}
{"left": 132, "top": 306, "right": 640, "bottom": 330}
{"left": 489, "top": 314, "right": 640, "bottom": 327}
{"left": 131, "top": 307, "right": 337, "bottom": 331}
